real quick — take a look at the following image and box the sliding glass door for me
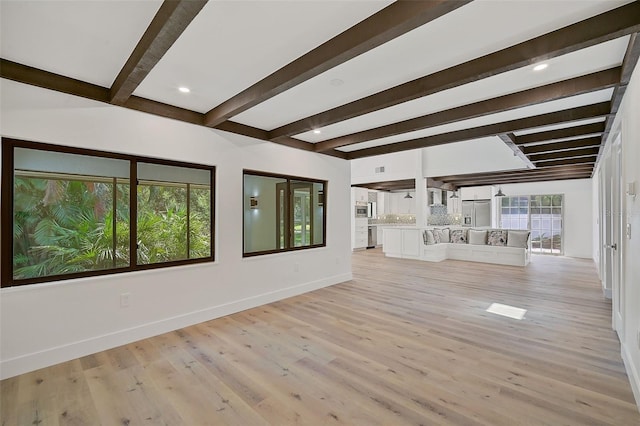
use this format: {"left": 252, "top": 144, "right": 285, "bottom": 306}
{"left": 500, "top": 194, "right": 564, "bottom": 255}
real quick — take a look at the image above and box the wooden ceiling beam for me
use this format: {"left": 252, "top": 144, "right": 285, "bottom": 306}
{"left": 529, "top": 147, "right": 599, "bottom": 162}
{"left": 315, "top": 67, "right": 619, "bottom": 151}
{"left": 516, "top": 121, "right": 605, "bottom": 145}
{"left": 353, "top": 179, "right": 457, "bottom": 192}
{"left": 110, "top": 0, "right": 208, "bottom": 105}
{"left": 269, "top": 2, "right": 640, "bottom": 140}
{"left": 0, "top": 59, "right": 351, "bottom": 158}
{"left": 353, "top": 179, "right": 416, "bottom": 191}
{"left": 453, "top": 173, "right": 592, "bottom": 187}
{"left": 439, "top": 170, "right": 593, "bottom": 185}
{"left": 451, "top": 168, "right": 594, "bottom": 184}
{"left": 522, "top": 136, "right": 601, "bottom": 155}
{"left": 431, "top": 165, "right": 594, "bottom": 182}
{"left": 347, "top": 102, "right": 611, "bottom": 159}
{"left": 498, "top": 133, "right": 535, "bottom": 169}
{"left": 202, "top": 1, "right": 472, "bottom": 127}
{"left": 534, "top": 157, "right": 597, "bottom": 168}
{"left": 0, "top": 59, "right": 110, "bottom": 103}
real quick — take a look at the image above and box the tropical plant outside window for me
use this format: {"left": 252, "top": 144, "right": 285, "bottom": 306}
{"left": 499, "top": 194, "right": 563, "bottom": 254}
{"left": 3, "top": 140, "right": 214, "bottom": 287}
{"left": 243, "top": 171, "right": 326, "bottom": 256}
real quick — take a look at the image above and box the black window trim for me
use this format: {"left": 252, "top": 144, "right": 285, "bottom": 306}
{"left": 242, "top": 169, "right": 327, "bottom": 258}
{"left": 1, "top": 137, "right": 216, "bottom": 288}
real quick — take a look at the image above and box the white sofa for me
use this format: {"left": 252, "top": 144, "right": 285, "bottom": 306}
{"left": 382, "top": 227, "right": 531, "bottom": 267}
{"left": 421, "top": 227, "right": 531, "bottom": 266}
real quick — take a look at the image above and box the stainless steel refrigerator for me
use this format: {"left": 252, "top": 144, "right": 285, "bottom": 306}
{"left": 462, "top": 200, "right": 491, "bottom": 227}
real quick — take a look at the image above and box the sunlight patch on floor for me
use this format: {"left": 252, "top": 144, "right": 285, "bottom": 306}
{"left": 486, "top": 303, "right": 527, "bottom": 320}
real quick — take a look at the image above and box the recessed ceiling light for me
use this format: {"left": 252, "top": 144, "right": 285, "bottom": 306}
{"left": 533, "top": 63, "right": 548, "bottom": 71}
{"left": 313, "top": 129, "right": 321, "bottom": 134}
{"left": 178, "top": 87, "right": 190, "bottom": 93}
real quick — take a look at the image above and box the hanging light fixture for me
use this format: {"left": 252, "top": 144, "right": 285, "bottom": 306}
{"left": 404, "top": 192, "right": 413, "bottom": 199}
{"left": 495, "top": 186, "right": 506, "bottom": 197}
{"left": 450, "top": 191, "right": 459, "bottom": 199}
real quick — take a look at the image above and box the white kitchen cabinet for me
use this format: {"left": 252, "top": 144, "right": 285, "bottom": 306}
{"left": 461, "top": 186, "right": 492, "bottom": 200}
{"left": 353, "top": 217, "right": 368, "bottom": 250}
{"left": 353, "top": 187, "right": 368, "bottom": 203}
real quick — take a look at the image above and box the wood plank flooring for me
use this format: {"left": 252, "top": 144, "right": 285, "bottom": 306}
{"left": 2, "top": 250, "right": 639, "bottom": 425}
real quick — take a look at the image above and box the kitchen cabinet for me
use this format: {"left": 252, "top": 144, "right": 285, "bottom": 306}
{"left": 461, "top": 186, "right": 492, "bottom": 200}
{"left": 353, "top": 187, "right": 368, "bottom": 203}
{"left": 353, "top": 218, "right": 368, "bottom": 250}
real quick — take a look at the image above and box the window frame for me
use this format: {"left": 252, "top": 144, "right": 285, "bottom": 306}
{"left": 2, "top": 138, "right": 215, "bottom": 288}
{"left": 242, "top": 169, "right": 327, "bottom": 257}
{"left": 498, "top": 193, "right": 564, "bottom": 255}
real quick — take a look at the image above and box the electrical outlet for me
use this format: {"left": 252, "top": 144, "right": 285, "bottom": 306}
{"left": 120, "top": 292, "right": 130, "bottom": 308}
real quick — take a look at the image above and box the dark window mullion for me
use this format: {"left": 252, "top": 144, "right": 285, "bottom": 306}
{"left": 1, "top": 143, "right": 15, "bottom": 287}
{"left": 186, "top": 183, "right": 191, "bottom": 259}
{"left": 130, "top": 161, "right": 137, "bottom": 270}
{"left": 210, "top": 170, "right": 215, "bottom": 260}
{"left": 112, "top": 177, "right": 117, "bottom": 269}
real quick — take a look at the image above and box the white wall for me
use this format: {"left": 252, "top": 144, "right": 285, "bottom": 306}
{"left": 0, "top": 80, "right": 352, "bottom": 379}
{"left": 596, "top": 61, "right": 640, "bottom": 410}
{"left": 423, "top": 136, "right": 527, "bottom": 177}
{"left": 495, "top": 179, "right": 593, "bottom": 258}
{"left": 351, "top": 150, "right": 421, "bottom": 184}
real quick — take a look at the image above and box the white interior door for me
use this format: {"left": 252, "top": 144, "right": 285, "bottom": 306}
{"left": 612, "top": 137, "right": 623, "bottom": 335}
{"left": 602, "top": 152, "right": 613, "bottom": 300}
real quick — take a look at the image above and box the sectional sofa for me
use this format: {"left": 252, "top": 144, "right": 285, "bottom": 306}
{"left": 381, "top": 226, "right": 531, "bottom": 267}
{"left": 421, "top": 227, "right": 531, "bottom": 266}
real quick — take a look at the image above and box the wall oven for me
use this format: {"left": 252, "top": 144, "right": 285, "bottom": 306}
{"left": 355, "top": 203, "right": 368, "bottom": 217}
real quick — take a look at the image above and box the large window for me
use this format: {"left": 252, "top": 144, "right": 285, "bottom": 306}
{"left": 2, "top": 139, "right": 214, "bottom": 287}
{"left": 243, "top": 171, "right": 326, "bottom": 256}
{"left": 499, "top": 194, "right": 563, "bottom": 255}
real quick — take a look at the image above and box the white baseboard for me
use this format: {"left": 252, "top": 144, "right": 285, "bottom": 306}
{"left": 621, "top": 341, "right": 640, "bottom": 412}
{"left": 0, "top": 272, "right": 352, "bottom": 380}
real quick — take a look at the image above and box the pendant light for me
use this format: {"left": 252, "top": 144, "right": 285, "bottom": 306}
{"left": 449, "top": 191, "right": 459, "bottom": 199}
{"left": 404, "top": 192, "right": 413, "bottom": 199}
{"left": 495, "top": 186, "right": 506, "bottom": 197}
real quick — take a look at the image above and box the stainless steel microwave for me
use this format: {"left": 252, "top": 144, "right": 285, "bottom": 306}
{"left": 355, "top": 204, "right": 368, "bottom": 217}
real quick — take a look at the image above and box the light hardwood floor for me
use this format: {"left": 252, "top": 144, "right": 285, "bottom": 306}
{"left": 2, "top": 250, "right": 639, "bottom": 425}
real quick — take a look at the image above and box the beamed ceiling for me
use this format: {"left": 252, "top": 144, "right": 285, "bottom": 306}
{"left": 1, "top": 0, "right": 639, "bottom": 188}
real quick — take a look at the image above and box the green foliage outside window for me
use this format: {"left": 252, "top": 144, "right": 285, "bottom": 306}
{"left": 13, "top": 177, "right": 130, "bottom": 279}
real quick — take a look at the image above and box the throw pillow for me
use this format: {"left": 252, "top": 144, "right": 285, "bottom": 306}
{"left": 434, "top": 228, "right": 450, "bottom": 244}
{"left": 507, "top": 230, "right": 530, "bottom": 248}
{"left": 423, "top": 229, "right": 436, "bottom": 245}
{"left": 487, "top": 230, "right": 508, "bottom": 246}
{"left": 450, "top": 229, "right": 467, "bottom": 244}
{"left": 468, "top": 229, "right": 487, "bottom": 245}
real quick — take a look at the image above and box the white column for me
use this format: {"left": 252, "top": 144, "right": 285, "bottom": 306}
{"left": 415, "top": 150, "right": 428, "bottom": 227}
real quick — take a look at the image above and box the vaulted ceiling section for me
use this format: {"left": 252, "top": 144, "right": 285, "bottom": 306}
{"left": 2, "top": 0, "right": 639, "bottom": 187}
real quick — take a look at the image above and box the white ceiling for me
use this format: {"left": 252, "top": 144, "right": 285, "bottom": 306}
{"left": 1, "top": 0, "right": 636, "bottom": 185}
{"left": 134, "top": 0, "right": 393, "bottom": 112}
{"left": 0, "top": 0, "right": 163, "bottom": 86}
